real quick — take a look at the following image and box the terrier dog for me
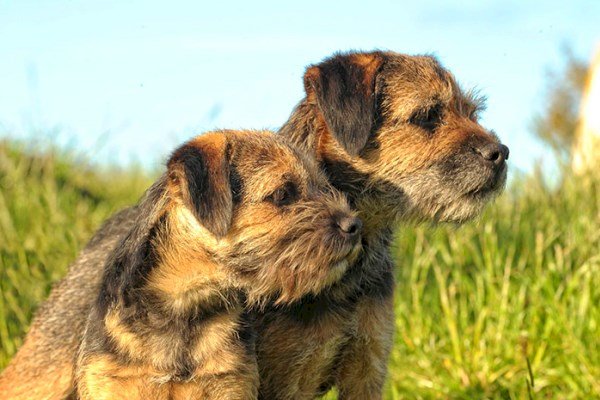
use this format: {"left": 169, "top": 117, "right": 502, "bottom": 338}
{"left": 74, "top": 129, "right": 361, "bottom": 399}
{"left": 254, "top": 50, "right": 509, "bottom": 399}
{"left": 0, "top": 51, "right": 508, "bottom": 400}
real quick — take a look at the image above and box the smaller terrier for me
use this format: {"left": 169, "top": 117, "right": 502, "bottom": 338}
{"left": 73, "top": 130, "right": 362, "bottom": 400}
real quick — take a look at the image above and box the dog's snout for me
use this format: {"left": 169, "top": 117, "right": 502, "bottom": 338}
{"left": 335, "top": 215, "right": 362, "bottom": 239}
{"left": 474, "top": 143, "right": 509, "bottom": 165}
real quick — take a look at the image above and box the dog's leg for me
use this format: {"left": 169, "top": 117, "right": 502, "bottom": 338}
{"left": 75, "top": 354, "right": 169, "bottom": 400}
{"left": 176, "top": 369, "right": 259, "bottom": 400}
{"left": 334, "top": 293, "right": 395, "bottom": 400}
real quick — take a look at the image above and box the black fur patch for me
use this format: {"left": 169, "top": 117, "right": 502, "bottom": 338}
{"left": 236, "top": 309, "right": 257, "bottom": 356}
{"left": 96, "top": 183, "right": 167, "bottom": 318}
{"left": 280, "top": 294, "right": 357, "bottom": 326}
{"left": 181, "top": 146, "right": 222, "bottom": 231}
{"left": 305, "top": 52, "right": 385, "bottom": 156}
{"left": 170, "top": 144, "right": 233, "bottom": 237}
{"left": 229, "top": 161, "right": 244, "bottom": 205}
{"left": 319, "top": 156, "right": 372, "bottom": 206}
{"left": 121, "top": 216, "right": 164, "bottom": 308}
{"left": 173, "top": 352, "right": 196, "bottom": 382}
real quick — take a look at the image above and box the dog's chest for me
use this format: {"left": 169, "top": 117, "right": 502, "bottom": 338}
{"left": 256, "top": 240, "right": 394, "bottom": 398}
{"left": 100, "top": 376, "right": 227, "bottom": 400}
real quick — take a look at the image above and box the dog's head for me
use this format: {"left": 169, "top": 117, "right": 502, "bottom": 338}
{"left": 165, "top": 130, "right": 362, "bottom": 304}
{"left": 289, "top": 51, "right": 508, "bottom": 224}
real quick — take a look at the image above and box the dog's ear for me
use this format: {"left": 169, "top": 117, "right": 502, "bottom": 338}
{"left": 167, "top": 133, "right": 234, "bottom": 238}
{"left": 304, "top": 52, "right": 385, "bottom": 156}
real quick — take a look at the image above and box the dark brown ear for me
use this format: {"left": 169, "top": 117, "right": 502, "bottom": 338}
{"left": 167, "top": 133, "right": 233, "bottom": 238}
{"left": 304, "top": 52, "right": 385, "bottom": 156}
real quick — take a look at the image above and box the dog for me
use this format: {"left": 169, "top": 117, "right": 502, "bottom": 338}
{"left": 254, "top": 51, "right": 509, "bottom": 399}
{"left": 72, "top": 129, "right": 362, "bottom": 399}
{"left": 0, "top": 51, "right": 508, "bottom": 400}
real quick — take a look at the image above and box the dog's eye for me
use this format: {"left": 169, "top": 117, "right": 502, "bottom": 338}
{"left": 409, "top": 103, "right": 443, "bottom": 132}
{"left": 266, "top": 181, "right": 298, "bottom": 207}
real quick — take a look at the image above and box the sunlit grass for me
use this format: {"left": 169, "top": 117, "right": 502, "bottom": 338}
{"left": 0, "top": 139, "right": 153, "bottom": 360}
{"left": 1, "top": 139, "right": 598, "bottom": 399}
{"left": 386, "top": 171, "right": 600, "bottom": 399}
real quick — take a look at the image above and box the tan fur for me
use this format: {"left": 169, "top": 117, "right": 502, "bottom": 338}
{"left": 256, "top": 307, "right": 354, "bottom": 399}
{"left": 0, "top": 348, "right": 73, "bottom": 400}
{"left": 77, "top": 312, "right": 257, "bottom": 400}
{"left": 334, "top": 295, "right": 396, "bottom": 400}
{"left": 72, "top": 130, "right": 361, "bottom": 400}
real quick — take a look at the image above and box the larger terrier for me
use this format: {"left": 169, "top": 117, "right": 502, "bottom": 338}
{"left": 0, "top": 51, "right": 508, "bottom": 399}
{"left": 255, "top": 51, "right": 508, "bottom": 399}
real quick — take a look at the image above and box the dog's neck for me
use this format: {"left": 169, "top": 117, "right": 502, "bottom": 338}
{"left": 95, "top": 205, "right": 243, "bottom": 378}
{"left": 280, "top": 99, "right": 401, "bottom": 236}
{"left": 123, "top": 209, "right": 241, "bottom": 313}
{"left": 144, "top": 207, "right": 241, "bottom": 316}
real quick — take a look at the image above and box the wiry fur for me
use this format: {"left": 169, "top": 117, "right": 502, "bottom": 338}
{"left": 0, "top": 51, "right": 508, "bottom": 400}
{"left": 73, "top": 130, "right": 361, "bottom": 400}
{"left": 255, "top": 51, "right": 508, "bottom": 399}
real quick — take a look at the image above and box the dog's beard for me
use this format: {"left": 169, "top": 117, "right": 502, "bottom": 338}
{"left": 382, "top": 162, "right": 506, "bottom": 224}
{"left": 218, "top": 207, "right": 361, "bottom": 305}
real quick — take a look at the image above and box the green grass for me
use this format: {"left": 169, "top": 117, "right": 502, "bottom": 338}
{"left": 1, "top": 139, "right": 598, "bottom": 399}
{"left": 385, "top": 170, "right": 600, "bottom": 399}
{"left": 0, "top": 139, "right": 154, "bottom": 359}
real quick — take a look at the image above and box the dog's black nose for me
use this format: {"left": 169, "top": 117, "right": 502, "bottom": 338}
{"left": 336, "top": 215, "right": 362, "bottom": 238}
{"left": 476, "top": 143, "right": 509, "bottom": 165}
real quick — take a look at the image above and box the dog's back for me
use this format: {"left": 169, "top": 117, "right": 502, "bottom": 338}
{"left": 0, "top": 207, "right": 138, "bottom": 400}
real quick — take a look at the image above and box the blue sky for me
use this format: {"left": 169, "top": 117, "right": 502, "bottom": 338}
{"left": 1, "top": 0, "right": 599, "bottom": 172}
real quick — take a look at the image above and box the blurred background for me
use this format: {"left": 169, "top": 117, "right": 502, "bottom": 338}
{"left": 1, "top": 1, "right": 599, "bottom": 399}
